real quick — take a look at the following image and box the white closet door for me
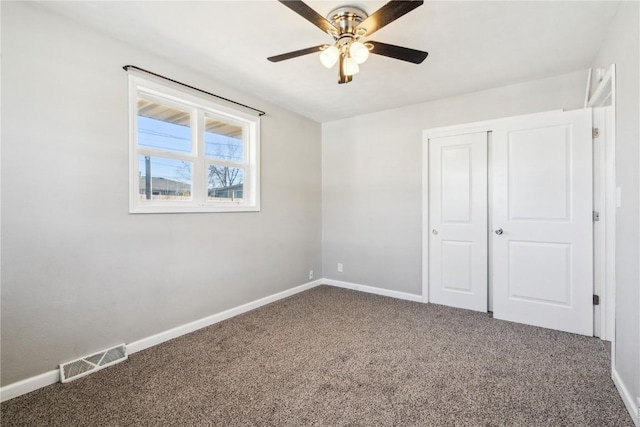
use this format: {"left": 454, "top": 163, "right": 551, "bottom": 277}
{"left": 429, "top": 132, "right": 488, "bottom": 312}
{"left": 492, "top": 109, "right": 593, "bottom": 336}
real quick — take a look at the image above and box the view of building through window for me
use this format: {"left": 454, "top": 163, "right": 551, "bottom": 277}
{"left": 137, "top": 107, "right": 244, "bottom": 202}
{"left": 129, "top": 76, "right": 259, "bottom": 213}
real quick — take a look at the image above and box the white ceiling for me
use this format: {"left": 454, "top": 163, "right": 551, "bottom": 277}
{"left": 36, "top": 1, "right": 620, "bottom": 122}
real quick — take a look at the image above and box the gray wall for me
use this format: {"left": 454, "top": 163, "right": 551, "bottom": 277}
{"left": 592, "top": 0, "right": 640, "bottom": 409}
{"left": 1, "top": 2, "right": 322, "bottom": 386}
{"left": 322, "top": 70, "right": 587, "bottom": 294}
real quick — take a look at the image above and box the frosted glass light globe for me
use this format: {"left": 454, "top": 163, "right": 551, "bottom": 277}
{"left": 320, "top": 46, "right": 339, "bottom": 68}
{"left": 344, "top": 57, "right": 360, "bottom": 76}
{"left": 349, "top": 41, "right": 369, "bottom": 64}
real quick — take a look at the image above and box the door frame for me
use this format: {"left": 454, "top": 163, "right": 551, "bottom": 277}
{"left": 422, "top": 107, "right": 613, "bottom": 339}
{"left": 586, "top": 65, "right": 616, "bottom": 343}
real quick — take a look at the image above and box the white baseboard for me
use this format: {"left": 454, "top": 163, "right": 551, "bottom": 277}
{"left": 0, "top": 369, "right": 60, "bottom": 403}
{"left": 323, "top": 278, "right": 423, "bottom": 303}
{"left": 127, "top": 279, "right": 323, "bottom": 354}
{"left": 0, "top": 279, "right": 323, "bottom": 403}
{"left": 612, "top": 366, "right": 640, "bottom": 426}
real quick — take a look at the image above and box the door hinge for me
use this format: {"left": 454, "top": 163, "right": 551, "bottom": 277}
{"left": 593, "top": 295, "right": 600, "bottom": 305}
{"left": 593, "top": 211, "right": 600, "bottom": 222}
{"left": 593, "top": 128, "right": 600, "bottom": 139}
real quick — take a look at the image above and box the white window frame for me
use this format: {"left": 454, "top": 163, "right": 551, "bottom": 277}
{"left": 128, "top": 72, "right": 260, "bottom": 213}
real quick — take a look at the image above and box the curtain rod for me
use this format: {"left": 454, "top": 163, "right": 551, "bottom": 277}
{"left": 123, "top": 65, "right": 266, "bottom": 117}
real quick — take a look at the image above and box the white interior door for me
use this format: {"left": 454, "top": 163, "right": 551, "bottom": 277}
{"left": 429, "top": 132, "right": 487, "bottom": 312}
{"left": 492, "top": 109, "right": 593, "bottom": 336}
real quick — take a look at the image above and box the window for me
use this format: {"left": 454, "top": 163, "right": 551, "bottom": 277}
{"left": 128, "top": 72, "right": 260, "bottom": 213}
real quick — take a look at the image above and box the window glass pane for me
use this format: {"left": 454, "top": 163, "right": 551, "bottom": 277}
{"left": 137, "top": 98, "right": 192, "bottom": 154}
{"left": 208, "top": 166, "right": 243, "bottom": 202}
{"left": 204, "top": 116, "right": 244, "bottom": 162}
{"left": 138, "top": 155, "right": 192, "bottom": 201}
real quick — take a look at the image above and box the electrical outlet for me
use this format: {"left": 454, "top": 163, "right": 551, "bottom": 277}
{"left": 309, "top": 270, "right": 314, "bottom": 280}
{"left": 337, "top": 263, "right": 343, "bottom": 273}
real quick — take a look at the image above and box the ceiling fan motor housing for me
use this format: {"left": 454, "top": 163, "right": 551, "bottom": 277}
{"left": 327, "top": 7, "right": 368, "bottom": 36}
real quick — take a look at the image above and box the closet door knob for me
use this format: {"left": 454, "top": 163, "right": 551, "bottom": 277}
{"left": 432, "top": 229, "right": 439, "bottom": 235}
{"left": 495, "top": 228, "right": 504, "bottom": 235}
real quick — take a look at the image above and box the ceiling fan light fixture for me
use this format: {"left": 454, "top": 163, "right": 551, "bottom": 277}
{"left": 269, "top": 0, "right": 428, "bottom": 84}
{"left": 319, "top": 45, "right": 340, "bottom": 68}
{"left": 349, "top": 41, "right": 369, "bottom": 64}
{"left": 343, "top": 56, "right": 359, "bottom": 76}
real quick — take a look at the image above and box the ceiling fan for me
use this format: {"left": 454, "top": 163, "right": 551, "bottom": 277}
{"left": 267, "top": 0, "right": 428, "bottom": 84}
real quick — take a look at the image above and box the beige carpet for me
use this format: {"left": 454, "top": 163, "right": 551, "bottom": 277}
{"left": 1, "top": 285, "right": 633, "bottom": 426}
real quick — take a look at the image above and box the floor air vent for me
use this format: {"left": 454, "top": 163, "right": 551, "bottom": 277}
{"left": 59, "top": 344, "right": 127, "bottom": 383}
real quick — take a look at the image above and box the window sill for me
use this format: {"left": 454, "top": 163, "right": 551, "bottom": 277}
{"left": 129, "top": 204, "right": 260, "bottom": 214}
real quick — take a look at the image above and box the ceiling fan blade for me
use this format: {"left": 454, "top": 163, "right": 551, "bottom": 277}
{"left": 267, "top": 45, "right": 327, "bottom": 62}
{"left": 278, "top": 1, "right": 339, "bottom": 34}
{"left": 368, "top": 41, "right": 428, "bottom": 64}
{"left": 355, "top": 0, "right": 423, "bottom": 37}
